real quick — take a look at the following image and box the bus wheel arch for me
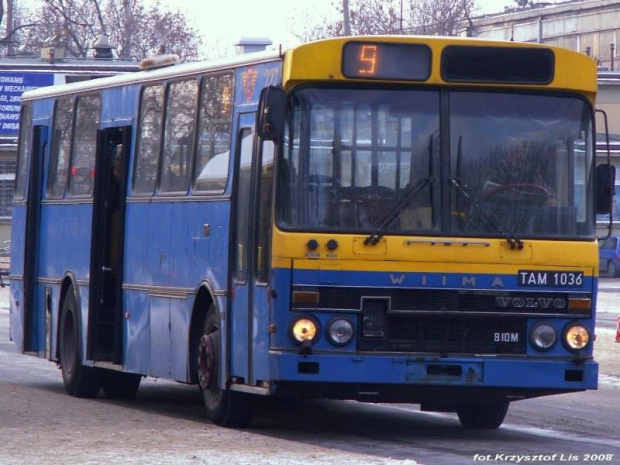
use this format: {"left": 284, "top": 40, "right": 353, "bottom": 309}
{"left": 188, "top": 285, "right": 215, "bottom": 384}
{"left": 57, "top": 278, "right": 102, "bottom": 398}
{"left": 55, "top": 274, "right": 80, "bottom": 362}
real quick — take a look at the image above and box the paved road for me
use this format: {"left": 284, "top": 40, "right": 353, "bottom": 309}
{"left": 0, "top": 286, "right": 619, "bottom": 465}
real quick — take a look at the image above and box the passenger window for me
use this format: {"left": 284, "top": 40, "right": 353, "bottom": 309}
{"left": 69, "top": 94, "right": 100, "bottom": 197}
{"left": 160, "top": 79, "right": 197, "bottom": 193}
{"left": 134, "top": 85, "right": 164, "bottom": 195}
{"left": 48, "top": 98, "right": 74, "bottom": 199}
{"left": 194, "top": 73, "right": 233, "bottom": 193}
{"left": 15, "top": 103, "right": 32, "bottom": 200}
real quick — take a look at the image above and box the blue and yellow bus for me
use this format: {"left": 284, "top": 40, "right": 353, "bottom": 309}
{"left": 10, "top": 36, "right": 611, "bottom": 429}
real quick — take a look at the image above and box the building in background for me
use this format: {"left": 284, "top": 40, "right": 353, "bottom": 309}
{"left": 0, "top": 36, "right": 139, "bottom": 249}
{"left": 470, "top": 0, "right": 620, "bottom": 71}
{"left": 470, "top": 0, "right": 620, "bottom": 233}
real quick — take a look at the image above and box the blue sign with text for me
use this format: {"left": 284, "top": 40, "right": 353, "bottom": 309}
{"left": 0, "top": 73, "right": 55, "bottom": 137}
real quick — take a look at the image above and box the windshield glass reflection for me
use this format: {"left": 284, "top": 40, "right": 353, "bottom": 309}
{"left": 277, "top": 88, "right": 594, "bottom": 239}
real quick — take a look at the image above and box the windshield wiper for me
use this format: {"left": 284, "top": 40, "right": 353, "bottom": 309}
{"left": 364, "top": 178, "right": 434, "bottom": 245}
{"left": 450, "top": 178, "right": 524, "bottom": 250}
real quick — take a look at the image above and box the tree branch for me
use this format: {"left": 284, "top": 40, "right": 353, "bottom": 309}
{"left": 0, "top": 23, "right": 38, "bottom": 43}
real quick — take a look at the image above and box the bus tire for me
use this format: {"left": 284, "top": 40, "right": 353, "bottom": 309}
{"left": 59, "top": 285, "right": 102, "bottom": 398}
{"left": 456, "top": 400, "right": 509, "bottom": 429}
{"left": 102, "top": 371, "right": 142, "bottom": 399}
{"left": 197, "top": 307, "right": 255, "bottom": 427}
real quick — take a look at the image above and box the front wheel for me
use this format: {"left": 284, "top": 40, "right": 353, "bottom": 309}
{"left": 59, "top": 285, "right": 102, "bottom": 398}
{"left": 197, "top": 307, "right": 255, "bottom": 427}
{"left": 456, "top": 400, "right": 509, "bottom": 429}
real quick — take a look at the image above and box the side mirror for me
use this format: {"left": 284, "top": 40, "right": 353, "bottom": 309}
{"left": 257, "top": 86, "right": 286, "bottom": 141}
{"left": 596, "top": 164, "right": 616, "bottom": 214}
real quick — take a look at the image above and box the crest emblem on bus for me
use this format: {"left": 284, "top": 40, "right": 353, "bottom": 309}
{"left": 242, "top": 67, "right": 258, "bottom": 101}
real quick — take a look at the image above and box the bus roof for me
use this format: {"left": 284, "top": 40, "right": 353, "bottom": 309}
{"left": 20, "top": 48, "right": 282, "bottom": 102}
{"left": 20, "top": 35, "right": 598, "bottom": 102}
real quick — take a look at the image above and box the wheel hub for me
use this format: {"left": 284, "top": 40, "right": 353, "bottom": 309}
{"left": 198, "top": 332, "right": 218, "bottom": 390}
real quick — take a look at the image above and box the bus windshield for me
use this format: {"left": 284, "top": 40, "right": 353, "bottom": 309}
{"left": 277, "top": 87, "right": 595, "bottom": 239}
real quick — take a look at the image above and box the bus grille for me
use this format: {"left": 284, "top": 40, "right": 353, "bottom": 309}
{"left": 357, "top": 315, "right": 527, "bottom": 355}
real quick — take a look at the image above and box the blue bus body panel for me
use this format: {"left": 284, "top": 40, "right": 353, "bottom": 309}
{"left": 37, "top": 204, "right": 92, "bottom": 278}
{"left": 32, "top": 100, "right": 54, "bottom": 122}
{"left": 101, "top": 85, "right": 138, "bottom": 124}
{"left": 123, "top": 199, "right": 232, "bottom": 379}
{"left": 124, "top": 289, "right": 150, "bottom": 374}
{"left": 35, "top": 204, "right": 93, "bottom": 358}
{"left": 251, "top": 284, "right": 272, "bottom": 383}
{"left": 10, "top": 205, "right": 26, "bottom": 277}
{"left": 9, "top": 204, "right": 26, "bottom": 348}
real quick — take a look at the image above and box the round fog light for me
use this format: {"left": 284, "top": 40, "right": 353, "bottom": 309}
{"left": 290, "top": 317, "right": 318, "bottom": 344}
{"left": 326, "top": 318, "right": 354, "bottom": 346}
{"left": 563, "top": 324, "right": 590, "bottom": 351}
{"left": 529, "top": 322, "right": 557, "bottom": 352}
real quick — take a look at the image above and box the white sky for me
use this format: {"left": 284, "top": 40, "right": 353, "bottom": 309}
{"left": 157, "top": 0, "right": 519, "bottom": 56}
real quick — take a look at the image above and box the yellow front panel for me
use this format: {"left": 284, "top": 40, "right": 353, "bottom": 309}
{"left": 272, "top": 228, "right": 598, "bottom": 276}
{"left": 282, "top": 36, "right": 597, "bottom": 101}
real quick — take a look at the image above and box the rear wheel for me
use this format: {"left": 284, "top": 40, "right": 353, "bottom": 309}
{"left": 102, "top": 371, "right": 142, "bottom": 399}
{"left": 456, "top": 400, "right": 509, "bottom": 429}
{"left": 197, "top": 306, "right": 255, "bottom": 427}
{"left": 59, "top": 285, "right": 102, "bottom": 398}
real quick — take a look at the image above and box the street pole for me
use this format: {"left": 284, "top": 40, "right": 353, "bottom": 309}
{"left": 343, "top": 0, "right": 351, "bottom": 36}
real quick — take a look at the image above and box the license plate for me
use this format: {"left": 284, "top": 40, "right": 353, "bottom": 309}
{"left": 518, "top": 270, "right": 583, "bottom": 288}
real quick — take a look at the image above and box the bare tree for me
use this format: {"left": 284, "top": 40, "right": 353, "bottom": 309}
{"left": 293, "top": 0, "right": 477, "bottom": 42}
{"left": 408, "top": 0, "right": 475, "bottom": 36}
{"left": 16, "top": 0, "right": 202, "bottom": 61}
{"left": 105, "top": 0, "right": 202, "bottom": 60}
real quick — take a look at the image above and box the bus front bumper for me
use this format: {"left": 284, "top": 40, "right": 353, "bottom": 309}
{"left": 269, "top": 351, "right": 598, "bottom": 392}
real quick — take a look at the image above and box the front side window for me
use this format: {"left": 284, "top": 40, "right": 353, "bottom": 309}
{"left": 450, "top": 92, "right": 594, "bottom": 238}
{"left": 278, "top": 87, "right": 440, "bottom": 233}
{"left": 48, "top": 98, "right": 74, "bottom": 199}
{"left": 194, "top": 73, "right": 234, "bottom": 193}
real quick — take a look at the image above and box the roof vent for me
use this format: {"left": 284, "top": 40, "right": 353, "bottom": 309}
{"left": 235, "top": 37, "right": 272, "bottom": 55}
{"left": 93, "top": 34, "right": 115, "bottom": 59}
{"left": 41, "top": 32, "right": 66, "bottom": 62}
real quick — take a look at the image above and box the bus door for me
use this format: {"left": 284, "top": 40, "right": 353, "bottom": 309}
{"left": 229, "top": 112, "right": 273, "bottom": 387}
{"left": 20, "top": 126, "right": 47, "bottom": 354}
{"left": 87, "top": 126, "right": 131, "bottom": 364}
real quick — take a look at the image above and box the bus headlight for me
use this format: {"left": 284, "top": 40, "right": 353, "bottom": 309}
{"left": 326, "top": 318, "right": 354, "bottom": 346}
{"left": 563, "top": 324, "right": 590, "bottom": 351}
{"left": 529, "top": 322, "right": 557, "bottom": 351}
{"left": 290, "top": 317, "right": 319, "bottom": 344}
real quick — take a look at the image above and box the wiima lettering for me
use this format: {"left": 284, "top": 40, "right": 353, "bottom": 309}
{"left": 386, "top": 274, "right": 505, "bottom": 288}
{"left": 389, "top": 274, "right": 406, "bottom": 285}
